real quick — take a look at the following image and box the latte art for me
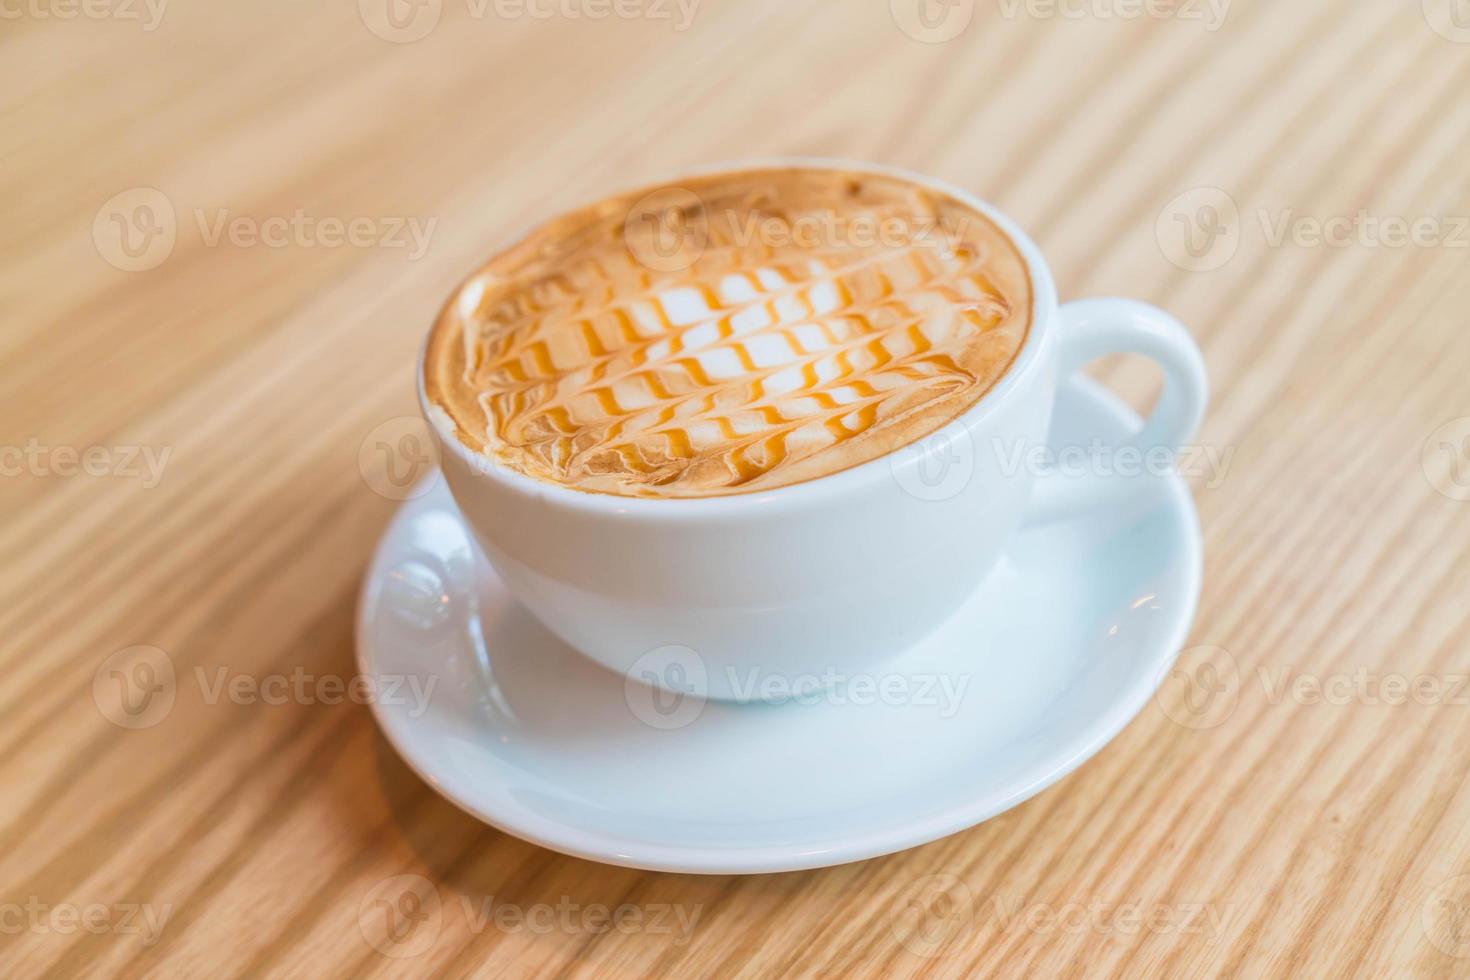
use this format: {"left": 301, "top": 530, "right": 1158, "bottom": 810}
{"left": 424, "top": 167, "right": 1032, "bottom": 497}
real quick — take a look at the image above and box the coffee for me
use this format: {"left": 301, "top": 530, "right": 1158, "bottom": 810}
{"left": 423, "top": 166, "right": 1031, "bottom": 498}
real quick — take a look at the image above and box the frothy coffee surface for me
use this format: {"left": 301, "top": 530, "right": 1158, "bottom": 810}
{"left": 424, "top": 167, "right": 1031, "bottom": 498}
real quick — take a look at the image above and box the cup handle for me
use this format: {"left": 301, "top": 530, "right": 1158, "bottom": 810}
{"left": 1025, "top": 298, "right": 1208, "bottom": 524}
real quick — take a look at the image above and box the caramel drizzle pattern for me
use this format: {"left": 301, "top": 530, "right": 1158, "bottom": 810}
{"left": 462, "top": 232, "right": 1016, "bottom": 494}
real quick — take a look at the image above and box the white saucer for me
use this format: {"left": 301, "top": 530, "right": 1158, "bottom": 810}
{"left": 356, "top": 377, "right": 1202, "bottom": 874}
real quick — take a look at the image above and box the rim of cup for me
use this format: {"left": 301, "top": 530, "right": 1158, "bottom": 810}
{"left": 416, "top": 157, "right": 1059, "bottom": 519}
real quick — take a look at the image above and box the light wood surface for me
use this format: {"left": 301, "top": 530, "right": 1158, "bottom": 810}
{"left": 6, "top": 0, "right": 1470, "bottom": 976}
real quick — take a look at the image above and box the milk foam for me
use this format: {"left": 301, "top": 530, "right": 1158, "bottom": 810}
{"left": 424, "top": 167, "right": 1031, "bottom": 498}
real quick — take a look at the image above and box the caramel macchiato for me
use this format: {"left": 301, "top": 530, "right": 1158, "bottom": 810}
{"left": 423, "top": 166, "right": 1031, "bottom": 498}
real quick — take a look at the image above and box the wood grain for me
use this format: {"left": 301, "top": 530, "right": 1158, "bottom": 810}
{"left": 5, "top": 0, "right": 1470, "bottom": 976}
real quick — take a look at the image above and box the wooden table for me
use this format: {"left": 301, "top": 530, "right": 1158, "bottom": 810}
{"left": 6, "top": 0, "right": 1470, "bottom": 975}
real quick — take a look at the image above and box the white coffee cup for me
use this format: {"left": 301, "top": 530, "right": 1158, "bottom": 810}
{"left": 420, "top": 159, "right": 1207, "bottom": 701}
